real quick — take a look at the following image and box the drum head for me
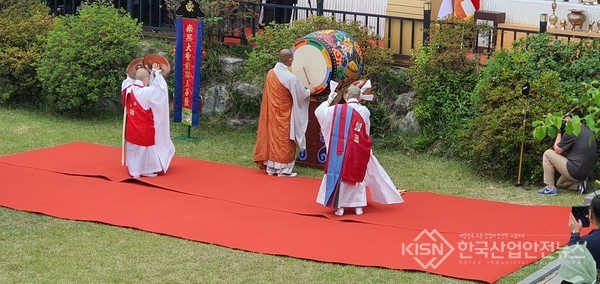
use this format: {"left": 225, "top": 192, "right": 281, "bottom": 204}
{"left": 291, "top": 40, "right": 332, "bottom": 94}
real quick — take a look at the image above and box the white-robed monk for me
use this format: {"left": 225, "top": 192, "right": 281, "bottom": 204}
{"left": 316, "top": 85, "right": 404, "bottom": 216}
{"left": 122, "top": 63, "right": 175, "bottom": 178}
{"left": 121, "top": 75, "right": 135, "bottom": 93}
{"left": 253, "top": 49, "right": 315, "bottom": 177}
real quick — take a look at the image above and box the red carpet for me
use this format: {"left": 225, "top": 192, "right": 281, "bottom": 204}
{"left": 0, "top": 142, "right": 574, "bottom": 283}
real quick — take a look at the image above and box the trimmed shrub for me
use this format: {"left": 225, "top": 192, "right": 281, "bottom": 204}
{"left": 462, "top": 34, "right": 600, "bottom": 182}
{"left": 408, "top": 19, "right": 481, "bottom": 154}
{"left": 0, "top": 0, "right": 54, "bottom": 104}
{"left": 37, "top": 2, "right": 142, "bottom": 115}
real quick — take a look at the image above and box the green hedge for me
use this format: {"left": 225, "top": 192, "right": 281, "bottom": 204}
{"left": 0, "top": 0, "right": 54, "bottom": 105}
{"left": 409, "top": 19, "right": 480, "bottom": 153}
{"left": 462, "top": 35, "right": 600, "bottom": 182}
{"left": 37, "top": 2, "right": 141, "bottom": 116}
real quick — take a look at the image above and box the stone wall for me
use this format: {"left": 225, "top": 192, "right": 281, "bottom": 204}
{"left": 201, "top": 55, "right": 261, "bottom": 127}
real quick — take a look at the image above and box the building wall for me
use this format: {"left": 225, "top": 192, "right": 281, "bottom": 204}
{"left": 385, "top": 0, "right": 441, "bottom": 55}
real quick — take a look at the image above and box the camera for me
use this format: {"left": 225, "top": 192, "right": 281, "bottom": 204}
{"left": 572, "top": 205, "right": 590, "bottom": 227}
{"left": 560, "top": 120, "right": 567, "bottom": 134}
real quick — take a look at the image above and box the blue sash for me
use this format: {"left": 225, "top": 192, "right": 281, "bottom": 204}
{"left": 324, "top": 104, "right": 353, "bottom": 208}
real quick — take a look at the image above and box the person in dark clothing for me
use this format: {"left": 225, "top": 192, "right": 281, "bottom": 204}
{"left": 538, "top": 110, "right": 597, "bottom": 196}
{"left": 569, "top": 195, "right": 600, "bottom": 269}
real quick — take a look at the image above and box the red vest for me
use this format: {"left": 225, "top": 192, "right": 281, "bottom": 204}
{"left": 340, "top": 103, "right": 371, "bottom": 183}
{"left": 123, "top": 86, "right": 155, "bottom": 146}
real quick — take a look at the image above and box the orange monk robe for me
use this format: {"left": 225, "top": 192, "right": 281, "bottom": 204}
{"left": 254, "top": 63, "right": 310, "bottom": 170}
{"left": 254, "top": 69, "right": 295, "bottom": 167}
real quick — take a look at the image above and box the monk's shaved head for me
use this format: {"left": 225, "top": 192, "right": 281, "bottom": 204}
{"left": 135, "top": 68, "right": 150, "bottom": 81}
{"left": 279, "top": 49, "right": 293, "bottom": 63}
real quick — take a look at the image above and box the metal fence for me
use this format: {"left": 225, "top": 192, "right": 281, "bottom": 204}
{"left": 475, "top": 22, "right": 600, "bottom": 55}
{"left": 46, "top": 0, "right": 168, "bottom": 28}
{"left": 44, "top": 0, "right": 599, "bottom": 60}
{"left": 241, "top": 1, "right": 427, "bottom": 60}
{"left": 44, "top": 0, "right": 427, "bottom": 59}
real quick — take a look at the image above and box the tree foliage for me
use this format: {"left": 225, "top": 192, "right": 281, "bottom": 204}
{"left": 532, "top": 81, "right": 599, "bottom": 145}
{"left": 162, "top": 0, "right": 258, "bottom": 43}
{"left": 462, "top": 34, "right": 600, "bottom": 181}
{"left": 409, "top": 18, "right": 481, "bottom": 153}
{"left": 0, "top": 0, "right": 54, "bottom": 105}
{"left": 37, "top": 2, "right": 142, "bottom": 115}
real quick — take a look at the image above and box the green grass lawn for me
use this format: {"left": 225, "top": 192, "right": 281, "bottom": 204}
{"left": 0, "top": 106, "right": 582, "bottom": 283}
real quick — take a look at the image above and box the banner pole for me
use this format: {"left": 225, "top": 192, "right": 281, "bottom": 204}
{"left": 173, "top": 1, "right": 204, "bottom": 143}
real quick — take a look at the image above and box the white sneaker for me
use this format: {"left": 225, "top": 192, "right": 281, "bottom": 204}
{"left": 355, "top": 207, "right": 363, "bottom": 216}
{"left": 277, "top": 172, "right": 297, "bottom": 178}
{"left": 334, "top": 208, "right": 344, "bottom": 216}
{"left": 142, "top": 173, "right": 157, "bottom": 178}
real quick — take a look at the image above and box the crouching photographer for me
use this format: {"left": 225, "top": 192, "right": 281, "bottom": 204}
{"left": 538, "top": 110, "right": 597, "bottom": 196}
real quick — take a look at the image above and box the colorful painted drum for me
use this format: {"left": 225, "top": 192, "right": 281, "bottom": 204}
{"left": 291, "top": 30, "right": 364, "bottom": 95}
